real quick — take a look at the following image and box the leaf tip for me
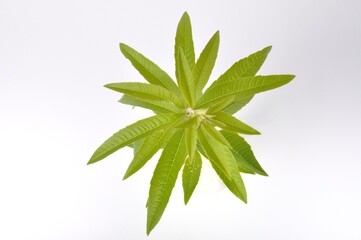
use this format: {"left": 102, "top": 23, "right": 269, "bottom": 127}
{"left": 213, "top": 30, "right": 220, "bottom": 42}
{"left": 182, "top": 11, "right": 190, "bottom": 19}
{"left": 119, "top": 42, "right": 126, "bottom": 50}
{"left": 122, "top": 173, "right": 129, "bottom": 181}
{"left": 284, "top": 74, "right": 296, "bottom": 84}
{"left": 184, "top": 196, "right": 190, "bottom": 205}
{"left": 86, "top": 151, "right": 102, "bottom": 165}
{"left": 257, "top": 167, "right": 269, "bottom": 176}
{"left": 104, "top": 83, "right": 116, "bottom": 90}
{"left": 239, "top": 193, "right": 248, "bottom": 204}
{"left": 146, "top": 222, "right": 155, "bottom": 236}
{"left": 87, "top": 155, "right": 98, "bottom": 165}
{"left": 123, "top": 169, "right": 134, "bottom": 180}
{"left": 253, "top": 130, "right": 262, "bottom": 135}
{"left": 263, "top": 45, "right": 273, "bottom": 54}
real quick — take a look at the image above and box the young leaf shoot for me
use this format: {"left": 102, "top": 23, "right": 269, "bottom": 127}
{"left": 88, "top": 11, "right": 295, "bottom": 235}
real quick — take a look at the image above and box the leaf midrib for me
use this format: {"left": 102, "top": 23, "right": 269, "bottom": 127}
{"left": 197, "top": 76, "right": 292, "bottom": 108}
{"left": 184, "top": 156, "right": 197, "bottom": 196}
{"left": 210, "top": 46, "right": 271, "bottom": 90}
{"left": 92, "top": 115, "right": 176, "bottom": 162}
{"left": 122, "top": 46, "right": 179, "bottom": 95}
{"left": 194, "top": 32, "right": 218, "bottom": 97}
{"left": 148, "top": 132, "right": 184, "bottom": 224}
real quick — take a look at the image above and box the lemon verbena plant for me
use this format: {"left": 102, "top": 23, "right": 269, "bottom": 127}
{"left": 88, "top": 12, "right": 295, "bottom": 235}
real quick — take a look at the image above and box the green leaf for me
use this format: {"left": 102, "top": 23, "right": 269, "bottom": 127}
{"left": 221, "top": 130, "right": 268, "bottom": 176}
{"left": 123, "top": 124, "right": 175, "bottom": 180}
{"left": 177, "top": 48, "right": 195, "bottom": 107}
{"left": 196, "top": 75, "right": 295, "bottom": 108}
{"left": 88, "top": 114, "right": 180, "bottom": 164}
{"left": 119, "top": 94, "right": 182, "bottom": 114}
{"left": 197, "top": 127, "right": 230, "bottom": 178}
{"left": 175, "top": 12, "right": 195, "bottom": 82}
{"left": 198, "top": 126, "right": 247, "bottom": 202}
{"left": 212, "top": 112, "right": 260, "bottom": 135}
{"left": 208, "top": 46, "right": 272, "bottom": 90}
{"left": 223, "top": 96, "right": 253, "bottom": 114}
{"left": 206, "top": 95, "right": 235, "bottom": 114}
{"left": 202, "top": 121, "right": 230, "bottom": 147}
{"left": 105, "top": 82, "right": 185, "bottom": 108}
{"left": 193, "top": 31, "right": 220, "bottom": 98}
{"left": 119, "top": 43, "right": 180, "bottom": 96}
{"left": 237, "top": 164, "right": 256, "bottom": 175}
{"left": 182, "top": 151, "right": 202, "bottom": 204}
{"left": 132, "top": 139, "right": 144, "bottom": 154}
{"left": 147, "top": 131, "right": 187, "bottom": 235}
{"left": 173, "top": 115, "right": 198, "bottom": 128}
{"left": 206, "top": 46, "right": 272, "bottom": 113}
{"left": 185, "top": 123, "right": 197, "bottom": 163}
{"left": 196, "top": 142, "right": 206, "bottom": 158}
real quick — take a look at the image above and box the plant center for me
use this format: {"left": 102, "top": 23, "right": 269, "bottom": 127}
{"left": 185, "top": 107, "right": 194, "bottom": 118}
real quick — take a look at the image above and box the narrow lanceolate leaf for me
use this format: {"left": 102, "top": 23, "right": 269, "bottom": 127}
{"left": 119, "top": 43, "right": 180, "bottom": 96}
{"left": 198, "top": 128, "right": 230, "bottom": 179}
{"left": 147, "top": 131, "right": 187, "bottom": 235}
{"left": 197, "top": 75, "right": 295, "bottom": 108}
{"left": 223, "top": 96, "right": 253, "bottom": 114}
{"left": 208, "top": 46, "right": 272, "bottom": 90}
{"left": 119, "top": 94, "right": 182, "bottom": 114}
{"left": 202, "top": 46, "right": 270, "bottom": 110}
{"left": 177, "top": 48, "right": 195, "bottom": 107}
{"left": 185, "top": 123, "right": 197, "bottom": 163}
{"left": 88, "top": 114, "right": 179, "bottom": 164}
{"left": 105, "top": 82, "right": 185, "bottom": 108}
{"left": 182, "top": 151, "right": 202, "bottom": 204}
{"left": 207, "top": 95, "right": 235, "bottom": 115}
{"left": 202, "top": 121, "right": 230, "bottom": 147}
{"left": 212, "top": 112, "right": 260, "bottom": 135}
{"left": 123, "top": 126, "right": 173, "bottom": 180}
{"left": 198, "top": 127, "right": 247, "bottom": 202}
{"left": 175, "top": 12, "right": 195, "bottom": 82}
{"left": 206, "top": 46, "right": 271, "bottom": 113}
{"left": 193, "top": 31, "right": 220, "bottom": 98}
{"left": 221, "top": 130, "right": 268, "bottom": 176}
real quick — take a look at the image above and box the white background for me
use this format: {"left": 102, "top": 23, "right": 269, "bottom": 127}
{"left": 1, "top": 0, "right": 361, "bottom": 239}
